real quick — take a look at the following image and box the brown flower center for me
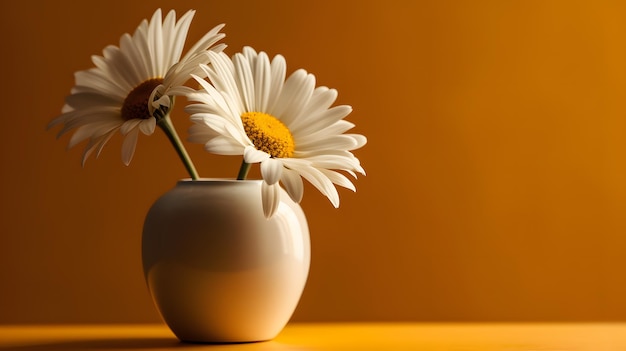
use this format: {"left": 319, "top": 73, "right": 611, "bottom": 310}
{"left": 121, "top": 78, "right": 163, "bottom": 121}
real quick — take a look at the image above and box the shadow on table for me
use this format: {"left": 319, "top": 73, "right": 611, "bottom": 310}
{"left": 0, "top": 337, "right": 299, "bottom": 351}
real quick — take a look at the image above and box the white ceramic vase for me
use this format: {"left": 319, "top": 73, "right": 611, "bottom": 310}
{"left": 142, "top": 179, "right": 310, "bottom": 343}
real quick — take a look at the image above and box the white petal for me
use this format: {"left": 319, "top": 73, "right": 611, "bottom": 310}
{"left": 319, "top": 169, "right": 356, "bottom": 192}
{"left": 289, "top": 87, "right": 339, "bottom": 132}
{"left": 234, "top": 53, "right": 255, "bottom": 111}
{"left": 151, "top": 93, "right": 171, "bottom": 111}
{"left": 266, "top": 54, "right": 286, "bottom": 110}
{"left": 187, "top": 123, "right": 221, "bottom": 143}
{"left": 242, "top": 46, "right": 258, "bottom": 62}
{"left": 254, "top": 52, "right": 271, "bottom": 111}
{"left": 192, "top": 113, "right": 232, "bottom": 135}
{"left": 292, "top": 105, "right": 352, "bottom": 138}
{"left": 148, "top": 8, "right": 164, "bottom": 76}
{"left": 74, "top": 70, "right": 126, "bottom": 99}
{"left": 167, "top": 86, "right": 196, "bottom": 97}
{"left": 346, "top": 134, "right": 368, "bottom": 150}
{"left": 189, "top": 72, "right": 244, "bottom": 129}
{"left": 180, "top": 23, "right": 226, "bottom": 63}
{"left": 121, "top": 127, "right": 140, "bottom": 165}
{"left": 272, "top": 70, "right": 315, "bottom": 126}
{"left": 120, "top": 119, "right": 142, "bottom": 135}
{"left": 119, "top": 33, "right": 149, "bottom": 79}
{"left": 65, "top": 91, "right": 121, "bottom": 109}
{"left": 295, "top": 121, "right": 357, "bottom": 146}
{"left": 139, "top": 118, "right": 156, "bottom": 135}
{"left": 261, "top": 182, "right": 280, "bottom": 218}
{"left": 289, "top": 163, "right": 340, "bottom": 208}
{"left": 204, "top": 137, "right": 246, "bottom": 155}
{"left": 81, "top": 130, "right": 116, "bottom": 166}
{"left": 281, "top": 167, "right": 304, "bottom": 203}
{"left": 244, "top": 145, "right": 270, "bottom": 163}
{"left": 167, "top": 10, "right": 194, "bottom": 65}
{"left": 206, "top": 51, "right": 243, "bottom": 113}
{"left": 91, "top": 49, "right": 135, "bottom": 92}
{"left": 261, "top": 158, "right": 283, "bottom": 185}
{"left": 297, "top": 135, "right": 358, "bottom": 152}
{"left": 68, "top": 120, "right": 119, "bottom": 148}
{"left": 54, "top": 107, "right": 120, "bottom": 137}
{"left": 313, "top": 152, "right": 365, "bottom": 175}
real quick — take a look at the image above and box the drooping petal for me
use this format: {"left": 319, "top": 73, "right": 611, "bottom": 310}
{"left": 120, "top": 119, "right": 142, "bottom": 135}
{"left": 82, "top": 130, "right": 117, "bottom": 167}
{"left": 139, "top": 118, "right": 156, "bottom": 135}
{"left": 54, "top": 107, "right": 120, "bottom": 137}
{"left": 319, "top": 169, "right": 357, "bottom": 192}
{"left": 289, "top": 162, "right": 340, "bottom": 208}
{"left": 121, "top": 127, "right": 140, "bottom": 166}
{"left": 261, "top": 181, "right": 280, "bottom": 218}
{"left": 260, "top": 158, "right": 283, "bottom": 185}
{"left": 68, "top": 120, "right": 120, "bottom": 148}
{"left": 281, "top": 167, "right": 304, "bottom": 203}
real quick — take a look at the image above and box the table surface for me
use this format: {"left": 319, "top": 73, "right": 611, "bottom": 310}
{"left": 0, "top": 323, "right": 625, "bottom": 350}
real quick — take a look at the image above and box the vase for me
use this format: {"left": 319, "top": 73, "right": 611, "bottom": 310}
{"left": 141, "top": 179, "right": 310, "bottom": 343}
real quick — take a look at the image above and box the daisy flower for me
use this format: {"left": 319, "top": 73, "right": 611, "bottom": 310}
{"left": 48, "top": 9, "right": 226, "bottom": 178}
{"left": 186, "top": 47, "right": 366, "bottom": 217}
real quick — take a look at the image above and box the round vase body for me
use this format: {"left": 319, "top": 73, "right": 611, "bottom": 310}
{"left": 142, "top": 179, "right": 310, "bottom": 343}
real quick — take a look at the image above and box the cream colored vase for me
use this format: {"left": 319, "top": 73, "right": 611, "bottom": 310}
{"left": 142, "top": 179, "right": 310, "bottom": 343}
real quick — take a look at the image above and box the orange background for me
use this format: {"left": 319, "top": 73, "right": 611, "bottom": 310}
{"left": 2, "top": 0, "right": 626, "bottom": 323}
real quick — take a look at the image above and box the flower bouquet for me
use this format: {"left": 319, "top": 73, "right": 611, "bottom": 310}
{"left": 48, "top": 8, "right": 366, "bottom": 343}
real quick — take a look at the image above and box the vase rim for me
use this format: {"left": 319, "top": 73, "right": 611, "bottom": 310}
{"left": 177, "top": 178, "right": 263, "bottom": 185}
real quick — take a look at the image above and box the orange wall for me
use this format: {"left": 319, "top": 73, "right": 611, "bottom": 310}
{"left": 2, "top": 0, "right": 626, "bottom": 323}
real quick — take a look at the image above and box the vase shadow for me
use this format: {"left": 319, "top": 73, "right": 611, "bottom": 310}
{"left": 0, "top": 337, "right": 293, "bottom": 351}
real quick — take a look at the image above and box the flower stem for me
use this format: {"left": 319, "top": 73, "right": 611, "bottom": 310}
{"left": 157, "top": 114, "right": 199, "bottom": 180}
{"left": 237, "top": 160, "right": 251, "bottom": 180}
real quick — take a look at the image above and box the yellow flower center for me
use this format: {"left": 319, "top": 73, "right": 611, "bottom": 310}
{"left": 241, "top": 112, "right": 295, "bottom": 158}
{"left": 121, "top": 78, "right": 163, "bottom": 121}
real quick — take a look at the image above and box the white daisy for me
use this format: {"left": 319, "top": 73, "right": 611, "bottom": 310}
{"left": 48, "top": 9, "right": 226, "bottom": 171}
{"left": 186, "top": 47, "right": 367, "bottom": 218}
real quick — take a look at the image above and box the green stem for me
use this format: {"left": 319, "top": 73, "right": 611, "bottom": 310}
{"left": 157, "top": 114, "right": 199, "bottom": 180}
{"left": 237, "top": 160, "right": 251, "bottom": 180}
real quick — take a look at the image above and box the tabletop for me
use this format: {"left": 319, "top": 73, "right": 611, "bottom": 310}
{"left": 0, "top": 323, "right": 625, "bottom": 350}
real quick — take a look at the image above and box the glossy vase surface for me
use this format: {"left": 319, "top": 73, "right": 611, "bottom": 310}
{"left": 142, "top": 179, "right": 310, "bottom": 343}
